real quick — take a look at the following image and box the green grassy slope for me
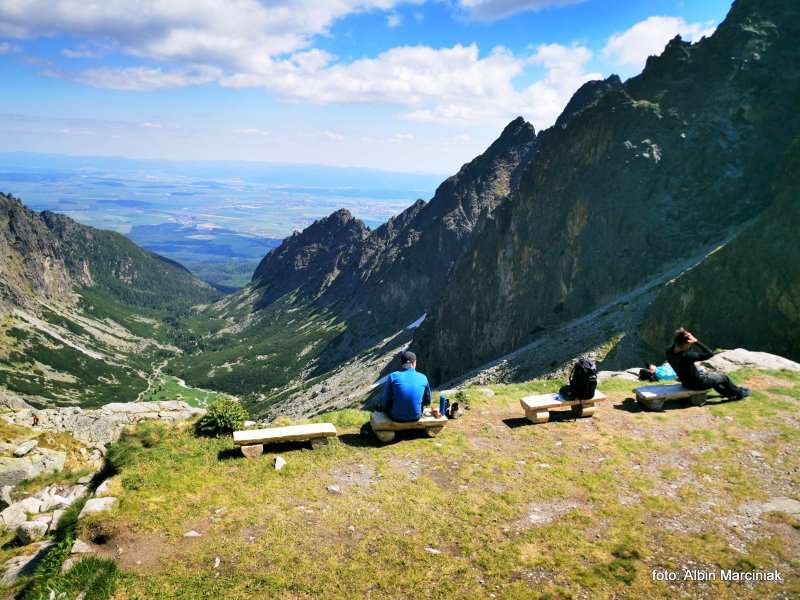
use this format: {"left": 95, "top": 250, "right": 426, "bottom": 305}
{"left": 53, "top": 368, "right": 800, "bottom": 599}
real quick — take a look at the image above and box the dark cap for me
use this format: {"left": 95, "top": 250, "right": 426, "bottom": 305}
{"left": 399, "top": 350, "right": 416, "bottom": 366}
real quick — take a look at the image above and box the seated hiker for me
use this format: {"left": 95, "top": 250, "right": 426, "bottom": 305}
{"left": 377, "top": 350, "right": 432, "bottom": 422}
{"left": 666, "top": 328, "right": 750, "bottom": 400}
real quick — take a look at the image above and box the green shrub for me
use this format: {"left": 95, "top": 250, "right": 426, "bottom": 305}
{"left": 194, "top": 396, "right": 249, "bottom": 437}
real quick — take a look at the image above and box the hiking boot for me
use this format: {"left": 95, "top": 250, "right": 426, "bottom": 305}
{"left": 732, "top": 387, "right": 751, "bottom": 400}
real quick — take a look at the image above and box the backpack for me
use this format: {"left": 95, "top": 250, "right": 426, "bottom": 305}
{"left": 568, "top": 358, "right": 598, "bottom": 400}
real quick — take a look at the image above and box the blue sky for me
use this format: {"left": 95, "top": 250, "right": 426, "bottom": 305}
{"left": 0, "top": 0, "right": 732, "bottom": 174}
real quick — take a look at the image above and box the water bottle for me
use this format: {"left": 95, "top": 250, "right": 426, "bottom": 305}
{"left": 439, "top": 394, "right": 446, "bottom": 418}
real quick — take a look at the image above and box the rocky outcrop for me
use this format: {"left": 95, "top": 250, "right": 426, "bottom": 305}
{"left": 0, "top": 193, "right": 216, "bottom": 311}
{"left": 701, "top": 349, "right": 800, "bottom": 374}
{"left": 251, "top": 116, "right": 539, "bottom": 330}
{"left": 415, "top": 0, "right": 800, "bottom": 384}
{"left": 0, "top": 448, "right": 66, "bottom": 487}
{"left": 0, "top": 483, "right": 88, "bottom": 530}
{"left": 1, "top": 400, "right": 205, "bottom": 449}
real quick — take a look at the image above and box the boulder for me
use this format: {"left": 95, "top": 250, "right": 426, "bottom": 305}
{"left": 0, "top": 503, "right": 28, "bottom": 530}
{"left": 17, "top": 496, "right": 42, "bottom": 515}
{"left": 78, "top": 497, "right": 116, "bottom": 519}
{"left": 598, "top": 370, "right": 640, "bottom": 382}
{"left": 0, "top": 541, "right": 54, "bottom": 586}
{"left": 12, "top": 440, "right": 38, "bottom": 457}
{"left": 702, "top": 349, "right": 800, "bottom": 374}
{"left": 94, "top": 479, "right": 112, "bottom": 497}
{"left": 0, "top": 448, "right": 67, "bottom": 487}
{"left": 71, "top": 539, "right": 93, "bottom": 554}
{"left": 16, "top": 520, "right": 49, "bottom": 545}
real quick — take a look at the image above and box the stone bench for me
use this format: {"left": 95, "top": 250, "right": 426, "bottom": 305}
{"left": 520, "top": 390, "right": 607, "bottom": 424}
{"left": 233, "top": 423, "right": 337, "bottom": 458}
{"left": 634, "top": 384, "right": 707, "bottom": 411}
{"left": 369, "top": 412, "right": 447, "bottom": 443}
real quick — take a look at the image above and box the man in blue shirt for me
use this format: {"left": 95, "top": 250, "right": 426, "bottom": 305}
{"left": 379, "top": 350, "right": 432, "bottom": 422}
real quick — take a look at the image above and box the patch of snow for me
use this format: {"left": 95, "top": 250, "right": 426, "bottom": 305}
{"left": 405, "top": 313, "right": 427, "bottom": 330}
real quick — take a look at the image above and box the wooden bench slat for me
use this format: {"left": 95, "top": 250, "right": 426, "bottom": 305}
{"left": 370, "top": 411, "right": 447, "bottom": 431}
{"left": 233, "top": 423, "right": 337, "bottom": 446}
{"left": 520, "top": 390, "right": 607, "bottom": 411}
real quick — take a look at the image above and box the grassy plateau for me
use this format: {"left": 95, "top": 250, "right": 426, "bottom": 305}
{"left": 14, "top": 367, "right": 795, "bottom": 599}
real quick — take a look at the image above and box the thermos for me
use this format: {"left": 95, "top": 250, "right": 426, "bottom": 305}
{"left": 439, "top": 394, "right": 447, "bottom": 418}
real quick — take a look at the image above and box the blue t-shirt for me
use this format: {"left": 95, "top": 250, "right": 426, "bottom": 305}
{"left": 381, "top": 367, "right": 432, "bottom": 422}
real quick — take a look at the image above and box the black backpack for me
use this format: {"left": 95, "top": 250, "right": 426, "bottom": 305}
{"left": 567, "top": 358, "right": 598, "bottom": 400}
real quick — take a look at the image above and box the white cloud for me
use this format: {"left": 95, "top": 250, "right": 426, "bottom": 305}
{"left": 387, "top": 13, "right": 402, "bottom": 27}
{"left": 77, "top": 65, "right": 221, "bottom": 91}
{"left": 1, "top": 0, "right": 602, "bottom": 132}
{"left": 603, "top": 16, "right": 716, "bottom": 70}
{"left": 401, "top": 43, "right": 600, "bottom": 127}
{"left": 389, "top": 132, "right": 414, "bottom": 142}
{"left": 61, "top": 47, "right": 100, "bottom": 59}
{"left": 141, "top": 121, "right": 163, "bottom": 129}
{"left": 458, "top": 0, "right": 584, "bottom": 21}
{"left": 0, "top": 1, "right": 415, "bottom": 70}
{"left": 0, "top": 41, "right": 21, "bottom": 54}
{"left": 236, "top": 127, "right": 270, "bottom": 136}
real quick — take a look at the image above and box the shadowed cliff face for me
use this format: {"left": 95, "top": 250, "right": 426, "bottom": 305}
{"left": 640, "top": 137, "right": 800, "bottom": 361}
{"left": 415, "top": 0, "right": 800, "bottom": 384}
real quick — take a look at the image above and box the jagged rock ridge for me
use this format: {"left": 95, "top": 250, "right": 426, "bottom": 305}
{"left": 415, "top": 0, "right": 800, "bottom": 384}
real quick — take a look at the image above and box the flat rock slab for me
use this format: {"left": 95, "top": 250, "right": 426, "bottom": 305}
{"left": 369, "top": 412, "right": 448, "bottom": 431}
{"left": 233, "top": 423, "right": 337, "bottom": 446}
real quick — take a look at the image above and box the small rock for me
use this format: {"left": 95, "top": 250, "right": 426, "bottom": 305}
{"left": 77, "top": 474, "right": 93, "bottom": 485}
{"left": 95, "top": 479, "right": 112, "bottom": 496}
{"left": 71, "top": 539, "right": 93, "bottom": 554}
{"left": 16, "top": 520, "right": 49, "bottom": 545}
{"left": 13, "top": 440, "right": 38, "bottom": 458}
{"left": 183, "top": 530, "right": 202, "bottom": 538}
{"left": 538, "top": 463, "right": 551, "bottom": 469}
{"left": 555, "top": 441, "right": 563, "bottom": 448}
{"left": 274, "top": 456, "right": 287, "bottom": 471}
{"left": 347, "top": 525, "right": 355, "bottom": 532}
{"left": 78, "top": 497, "right": 116, "bottom": 519}
{"left": 424, "top": 547, "right": 442, "bottom": 555}
{"left": 213, "top": 556, "right": 220, "bottom": 569}
{"left": 60, "top": 556, "right": 80, "bottom": 574}
{"left": 0, "top": 485, "right": 13, "bottom": 507}
{"left": 327, "top": 485, "right": 342, "bottom": 495}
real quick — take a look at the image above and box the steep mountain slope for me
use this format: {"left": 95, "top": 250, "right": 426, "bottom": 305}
{"left": 173, "top": 118, "right": 539, "bottom": 413}
{"left": 415, "top": 0, "right": 800, "bottom": 384}
{"left": 0, "top": 193, "right": 219, "bottom": 407}
{"left": 640, "top": 136, "right": 800, "bottom": 359}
